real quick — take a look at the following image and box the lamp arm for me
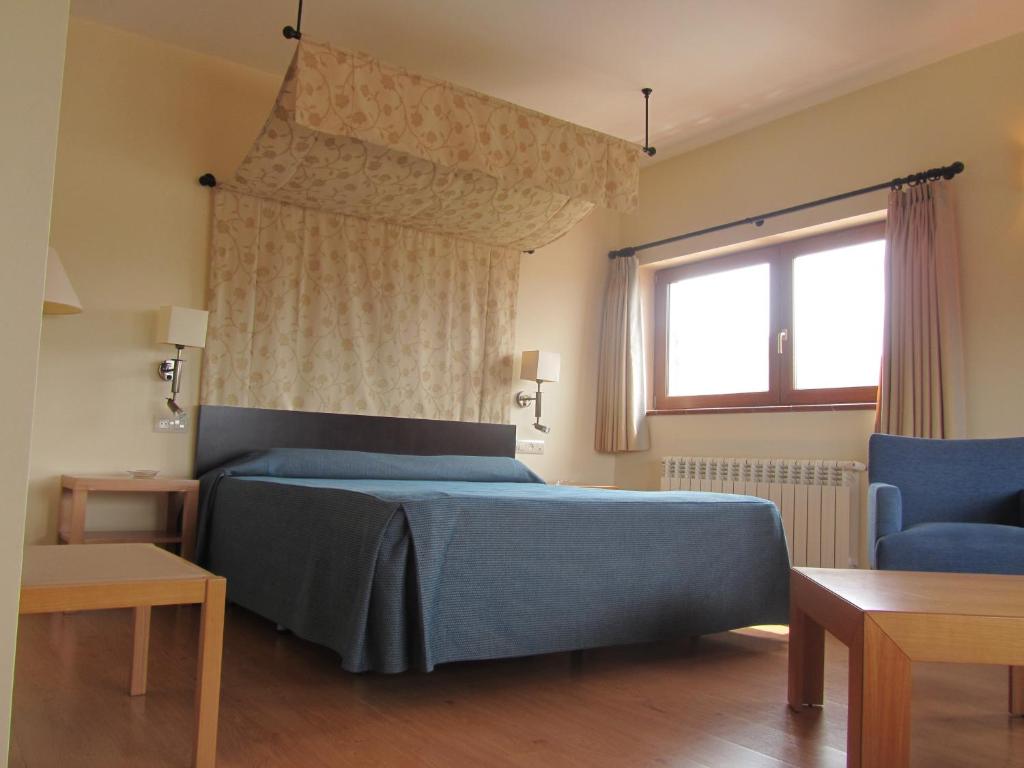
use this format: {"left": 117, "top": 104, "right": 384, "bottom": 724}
{"left": 515, "top": 380, "right": 552, "bottom": 432}
{"left": 170, "top": 344, "right": 184, "bottom": 397}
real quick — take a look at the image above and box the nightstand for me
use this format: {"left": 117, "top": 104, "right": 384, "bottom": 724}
{"left": 58, "top": 475, "right": 199, "bottom": 561}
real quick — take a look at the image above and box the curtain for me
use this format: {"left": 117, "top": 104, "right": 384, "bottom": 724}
{"left": 221, "top": 39, "right": 640, "bottom": 252}
{"left": 595, "top": 254, "right": 649, "bottom": 452}
{"left": 876, "top": 181, "right": 966, "bottom": 438}
{"left": 201, "top": 189, "right": 519, "bottom": 422}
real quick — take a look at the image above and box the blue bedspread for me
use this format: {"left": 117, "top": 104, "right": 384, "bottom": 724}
{"left": 198, "top": 449, "right": 790, "bottom": 672}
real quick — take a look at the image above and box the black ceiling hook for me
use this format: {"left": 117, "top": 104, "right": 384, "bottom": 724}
{"left": 641, "top": 88, "right": 656, "bottom": 157}
{"left": 283, "top": 0, "right": 303, "bottom": 40}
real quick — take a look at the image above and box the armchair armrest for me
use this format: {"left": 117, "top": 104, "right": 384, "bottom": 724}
{"left": 867, "top": 482, "right": 903, "bottom": 569}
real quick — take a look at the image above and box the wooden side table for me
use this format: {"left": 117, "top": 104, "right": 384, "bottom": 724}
{"left": 59, "top": 475, "right": 199, "bottom": 561}
{"left": 20, "top": 544, "right": 225, "bottom": 768}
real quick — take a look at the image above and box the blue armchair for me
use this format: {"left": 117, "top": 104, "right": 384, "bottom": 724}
{"left": 867, "top": 433, "right": 1024, "bottom": 573}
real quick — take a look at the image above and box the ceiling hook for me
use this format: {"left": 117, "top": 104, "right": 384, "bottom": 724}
{"left": 641, "top": 87, "right": 657, "bottom": 157}
{"left": 283, "top": 0, "right": 304, "bottom": 40}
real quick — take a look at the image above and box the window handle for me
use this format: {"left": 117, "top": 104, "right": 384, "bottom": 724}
{"left": 777, "top": 329, "right": 789, "bottom": 355}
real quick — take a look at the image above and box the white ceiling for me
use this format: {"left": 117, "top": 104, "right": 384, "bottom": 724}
{"left": 71, "top": 0, "right": 1024, "bottom": 159}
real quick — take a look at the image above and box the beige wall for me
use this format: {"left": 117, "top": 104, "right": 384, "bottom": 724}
{"left": 512, "top": 208, "right": 619, "bottom": 484}
{"left": 1, "top": 1, "right": 70, "bottom": 760}
{"left": 27, "top": 20, "right": 279, "bottom": 543}
{"left": 615, "top": 32, "right": 1024, "bottom": 561}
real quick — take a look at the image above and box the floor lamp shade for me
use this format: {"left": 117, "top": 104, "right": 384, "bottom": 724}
{"left": 43, "top": 247, "right": 82, "bottom": 315}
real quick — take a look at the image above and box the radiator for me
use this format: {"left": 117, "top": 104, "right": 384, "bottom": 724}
{"left": 660, "top": 456, "right": 866, "bottom": 568}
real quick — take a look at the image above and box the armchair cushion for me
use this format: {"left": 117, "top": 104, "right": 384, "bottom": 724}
{"left": 876, "top": 522, "right": 1024, "bottom": 575}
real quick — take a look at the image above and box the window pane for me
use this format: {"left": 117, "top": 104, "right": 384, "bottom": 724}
{"left": 792, "top": 240, "right": 884, "bottom": 390}
{"left": 667, "top": 263, "right": 770, "bottom": 396}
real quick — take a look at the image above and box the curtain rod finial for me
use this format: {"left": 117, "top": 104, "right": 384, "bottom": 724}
{"left": 608, "top": 247, "right": 637, "bottom": 260}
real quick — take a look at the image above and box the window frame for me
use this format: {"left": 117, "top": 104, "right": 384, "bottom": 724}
{"left": 652, "top": 221, "right": 885, "bottom": 412}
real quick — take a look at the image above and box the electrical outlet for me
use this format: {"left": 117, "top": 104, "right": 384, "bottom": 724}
{"left": 516, "top": 439, "right": 544, "bottom": 455}
{"left": 154, "top": 414, "right": 189, "bottom": 433}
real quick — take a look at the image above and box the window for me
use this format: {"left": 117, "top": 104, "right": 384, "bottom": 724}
{"left": 653, "top": 222, "right": 885, "bottom": 411}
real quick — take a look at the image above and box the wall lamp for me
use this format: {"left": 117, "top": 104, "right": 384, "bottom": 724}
{"left": 515, "top": 350, "right": 560, "bottom": 433}
{"left": 156, "top": 305, "right": 209, "bottom": 417}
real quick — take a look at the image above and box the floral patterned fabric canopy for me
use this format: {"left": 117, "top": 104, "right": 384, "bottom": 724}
{"left": 222, "top": 40, "right": 641, "bottom": 251}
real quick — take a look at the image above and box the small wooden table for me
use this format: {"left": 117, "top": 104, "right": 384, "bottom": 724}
{"left": 59, "top": 475, "right": 199, "bottom": 561}
{"left": 788, "top": 567, "right": 1024, "bottom": 767}
{"left": 20, "top": 544, "right": 225, "bottom": 768}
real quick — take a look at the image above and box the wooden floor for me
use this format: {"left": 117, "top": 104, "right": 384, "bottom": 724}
{"left": 11, "top": 606, "right": 1024, "bottom": 767}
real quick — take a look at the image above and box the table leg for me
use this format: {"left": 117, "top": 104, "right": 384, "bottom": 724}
{"left": 194, "top": 577, "right": 225, "bottom": 768}
{"left": 860, "top": 616, "right": 911, "bottom": 767}
{"left": 58, "top": 488, "right": 71, "bottom": 542}
{"left": 788, "top": 597, "right": 825, "bottom": 709}
{"left": 847, "top": 627, "right": 864, "bottom": 767}
{"left": 180, "top": 488, "right": 199, "bottom": 562}
{"left": 164, "top": 492, "right": 177, "bottom": 536}
{"left": 68, "top": 488, "right": 88, "bottom": 544}
{"left": 130, "top": 605, "right": 151, "bottom": 696}
{"left": 1010, "top": 666, "right": 1024, "bottom": 716}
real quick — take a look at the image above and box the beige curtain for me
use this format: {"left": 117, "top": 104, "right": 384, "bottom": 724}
{"left": 222, "top": 39, "right": 640, "bottom": 252}
{"left": 595, "top": 254, "right": 649, "bottom": 452}
{"left": 201, "top": 189, "right": 519, "bottom": 422}
{"left": 876, "top": 181, "right": 966, "bottom": 437}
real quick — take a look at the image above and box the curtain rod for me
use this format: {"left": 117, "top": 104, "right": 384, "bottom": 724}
{"left": 607, "top": 160, "right": 964, "bottom": 259}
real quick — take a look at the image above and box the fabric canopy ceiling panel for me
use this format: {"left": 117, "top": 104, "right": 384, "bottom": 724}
{"left": 221, "top": 40, "right": 641, "bottom": 251}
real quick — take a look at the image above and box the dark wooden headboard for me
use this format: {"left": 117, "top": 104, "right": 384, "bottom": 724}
{"left": 193, "top": 405, "right": 516, "bottom": 477}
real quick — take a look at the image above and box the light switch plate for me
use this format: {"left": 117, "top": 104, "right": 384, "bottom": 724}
{"left": 154, "top": 414, "right": 189, "bottom": 433}
{"left": 515, "top": 439, "right": 544, "bottom": 455}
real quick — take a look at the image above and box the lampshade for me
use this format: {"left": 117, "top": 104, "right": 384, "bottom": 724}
{"left": 157, "top": 305, "right": 209, "bottom": 348}
{"left": 520, "top": 350, "right": 560, "bottom": 383}
{"left": 43, "top": 247, "right": 82, "bottom": 315}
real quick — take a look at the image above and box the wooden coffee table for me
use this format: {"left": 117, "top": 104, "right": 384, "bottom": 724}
{"left": 19, "top": 544, "right": 225, "bottom": 767}
{"left": 788, "top": 567, "right": 1024, "bottom": 767}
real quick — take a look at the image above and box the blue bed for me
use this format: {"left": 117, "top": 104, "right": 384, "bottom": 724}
{"left": 198, "top": 448, "right": 789, "bottom": 672}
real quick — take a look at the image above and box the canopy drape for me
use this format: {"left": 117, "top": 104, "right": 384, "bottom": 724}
{"left": 221, "top": 39, "right": 640, "bottom": 251}
{"left": 202, "top": 40, "right": 639, "bottom": 423}
{"left": 201, "top": 189, "right": 519, "bottom": 422}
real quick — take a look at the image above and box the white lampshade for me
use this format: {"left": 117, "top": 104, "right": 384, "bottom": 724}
{"left": 43, "top": 247, "right": 82, "bottom": 315}
{"left": 157, "top": 305, "right": 209, "bottom": 348}
{"left": 520, "top": 350, "right": 560, "bottom": 383}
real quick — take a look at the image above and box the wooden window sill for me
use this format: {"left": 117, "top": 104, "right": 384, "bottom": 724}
{"left": 647, "top": 403, "right": 876, "bottom": 416}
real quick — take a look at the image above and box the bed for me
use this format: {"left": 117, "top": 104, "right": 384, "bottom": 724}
{"left": 195, "top": 405, "right": 790, "bottom": 673}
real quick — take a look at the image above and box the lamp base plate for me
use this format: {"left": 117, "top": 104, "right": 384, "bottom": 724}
{"left": 515, "top": 391, "right": 535, "bottom": 408}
